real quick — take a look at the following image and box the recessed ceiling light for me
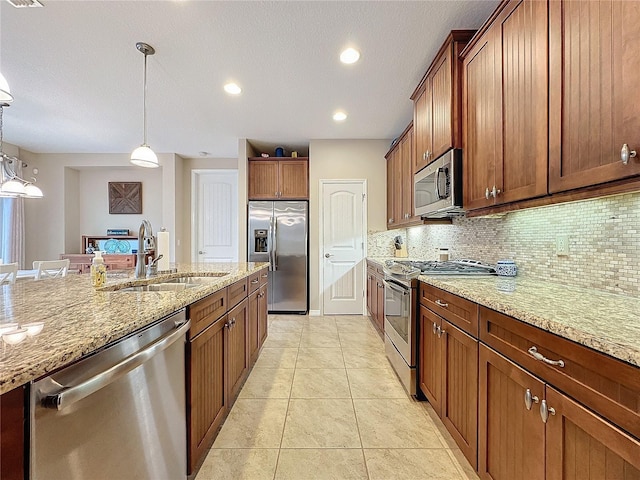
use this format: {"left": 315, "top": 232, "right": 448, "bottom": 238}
{"left": 340, "top": 47, "right": 360, "bottom": 64}
{"left": 333, "top": 111, "right": 347, "bottom": 122}
{"left": 224, "top": 83, "right": 242, "bottom": 95}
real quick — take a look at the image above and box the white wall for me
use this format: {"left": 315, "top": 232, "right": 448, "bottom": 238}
{"left": 308, "top": 139, "right": 390, "bottom": 313}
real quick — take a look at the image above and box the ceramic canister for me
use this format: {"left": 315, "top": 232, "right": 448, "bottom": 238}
{"left": 496, "top": 259, "right": 518, "bottom": 277}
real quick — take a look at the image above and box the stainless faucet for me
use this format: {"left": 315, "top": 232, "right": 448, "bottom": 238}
{"left": 135, "top": 220, "right": 156, "bottom": 278}
{"left": 146, "top": 254, "right": 163, "bottom": 278}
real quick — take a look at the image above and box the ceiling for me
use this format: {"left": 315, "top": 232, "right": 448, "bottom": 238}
{"left": 0, "top": 1, "right": 498, "bottom": 159}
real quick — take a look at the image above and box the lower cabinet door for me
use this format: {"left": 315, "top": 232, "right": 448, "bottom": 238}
{"left": 227, "top": 298, "right": 249, "bottom": 401}
{"left": 419, "top": 305, "right": 443, "bottom": 414}
{"left": 478, "top": 344, "right": 545, "bottom": 480}
{"left": 544, "top": 386, "right": 640, "bottom": 480}
{"left": 258, "top": 285, "right": 268, "bottom": 348}
{"left": 376, "top": 277, "right": 385, "bottom": 332}
{"left": 187, "top": 315, "right": 228, "bottom": 474}
{"left": 442, "top": 321, "right": 478, "bottom": 470}
{"left": 248, "top": 290, "right": 260, "bottom": 365}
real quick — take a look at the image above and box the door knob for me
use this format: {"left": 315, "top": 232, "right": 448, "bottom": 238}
{"left": 198, "top": 251, "right": 206, "bottom": 254}
{"left": 325, "top": 253, "right": 333, "bottom": 258}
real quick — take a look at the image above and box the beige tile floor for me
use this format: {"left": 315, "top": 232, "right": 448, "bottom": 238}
{"left": 196, "top": 314, "right": 479, "bottom": 480}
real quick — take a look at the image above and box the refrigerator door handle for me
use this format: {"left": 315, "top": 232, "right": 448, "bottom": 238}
{"left": 272, "top": 216, "right": 278, "bottom": 270}
{"left": 267, "top": 217, "right": 275, "bottom": 271}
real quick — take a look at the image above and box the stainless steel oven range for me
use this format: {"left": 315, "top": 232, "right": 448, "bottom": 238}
{"left": 382, "top": 262, "right": 420, "bottom": 396}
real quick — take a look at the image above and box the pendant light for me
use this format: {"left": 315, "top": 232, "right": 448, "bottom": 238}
{"left": 0, "top": 103, "right": 44, "bottom": 198}
{"left": 130, "top": 42, "right": 158, "bottom": 168}
{"left": 0, "top": 72, "right": 13, "bottom": 104}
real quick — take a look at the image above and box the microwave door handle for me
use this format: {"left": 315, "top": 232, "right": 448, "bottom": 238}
{"left": 436, "top": 167, "right": 447, "bottom": 200}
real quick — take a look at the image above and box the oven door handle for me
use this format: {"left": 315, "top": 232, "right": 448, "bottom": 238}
{"left": 383, "top": 280, "right": 410, "bottom": 296}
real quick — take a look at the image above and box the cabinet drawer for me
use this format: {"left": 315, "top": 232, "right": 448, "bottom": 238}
{"left": 258, "top": 268, "right": 269, "bottom": 287}
{"left": 189, "top": 288, "right": 228, "bottom": 339}
{"left": 419, "top": 283, "right": 478, "bottom": 337}
{"left": 248, "top": 271, "right": 261, "bottom": 293}
{"left": 479, "top": 306, "right": 640, "bottom": 439}
{"left": 228, "top": 278, "right": 249, "bottom": 309}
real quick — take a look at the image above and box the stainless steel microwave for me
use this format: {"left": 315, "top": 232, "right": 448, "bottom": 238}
{"left": 414, "top": 148, "right": 464, "bottom": 218}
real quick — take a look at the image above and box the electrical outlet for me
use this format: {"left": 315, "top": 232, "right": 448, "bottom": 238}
{"left": 556, "top": 235, "right": 569, "bottom": 256}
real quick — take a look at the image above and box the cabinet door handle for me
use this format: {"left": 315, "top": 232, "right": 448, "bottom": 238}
{"left": 524, "top": 389, "right": 540, "bottom": 410}
{"left": 224, "top": 321, "right": 231, "bottom": 329}
{"left": 432, "top": 322, "right": 437, "bottom": 335}
{"left": 435, "top": 299, "right": 448, "bottom": 308}
{"left": 388, "top": 218, "right": 393, "bottom": 224}
{"left": 437, "top": 325, "right": 445, "bottom": 338}
{"left": 491, "top": 186, "right": 501, "bottom": 198}
{"left": 540, "top": 399, "right": 556, "bottom": 423}
{"left": 485, "top": 187, "right": 490, "bottom": 200}
{"left": 423, "top": 152, "right": 427, "bottom": 160}
{"left": 621, "top": 144, "right": 637, "bottom": 165}
{"left": 528, "top": 346, "right": 565, "bottom": 368}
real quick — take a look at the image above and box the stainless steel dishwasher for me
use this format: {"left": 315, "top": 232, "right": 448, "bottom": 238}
{"left": 30, "top": 310, "right": 190, "bottom": 480}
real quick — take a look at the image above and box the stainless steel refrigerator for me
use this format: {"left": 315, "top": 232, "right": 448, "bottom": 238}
{"left": 248, "top": 201, "right": 308, "bottom": 313}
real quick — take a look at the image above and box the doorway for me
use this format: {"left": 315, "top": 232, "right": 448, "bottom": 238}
{"left": 191, "top": 170, "right": 238, "bottom": 263}
{"left": 320, "top": 180, "right": 367, "bottom": 315}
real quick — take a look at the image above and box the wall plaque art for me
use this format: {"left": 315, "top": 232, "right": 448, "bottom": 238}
{"left": 108, "top": 182, "right": 142, "bottom": 214}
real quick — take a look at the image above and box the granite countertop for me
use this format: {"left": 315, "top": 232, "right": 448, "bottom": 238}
{"left": 368, "top": 257, "right": 640, "bottom": 368}
{"left": 0, "top": 262, "right": 269, "bottom": 395}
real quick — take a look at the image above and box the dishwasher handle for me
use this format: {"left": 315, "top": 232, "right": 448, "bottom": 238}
{"left": 42, "top": 320, "right": 190, "bottom": 411}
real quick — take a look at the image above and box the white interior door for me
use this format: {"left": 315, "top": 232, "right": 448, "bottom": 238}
{"left": 192, "top": 170, "right": 238, "bottom": 263}
{"left": 321, "top": 181, "right": 366, "bottom": 315}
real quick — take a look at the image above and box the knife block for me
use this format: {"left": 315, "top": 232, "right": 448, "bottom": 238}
{"left": 394, "top": 246, "right": 408, "bottom": 258}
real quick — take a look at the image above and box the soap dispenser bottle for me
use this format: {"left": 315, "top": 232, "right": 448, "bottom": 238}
{"left": 91, "top": 251, "right": 107, "bottom": 287}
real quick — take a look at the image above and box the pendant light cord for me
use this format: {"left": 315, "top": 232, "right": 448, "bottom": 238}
{"left": 142, "top": 51, "right": 148, "bottom": 146}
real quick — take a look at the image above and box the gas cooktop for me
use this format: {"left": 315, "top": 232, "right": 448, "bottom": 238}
{"left": 394, "top": 259, "right": 497, "bottom": 276}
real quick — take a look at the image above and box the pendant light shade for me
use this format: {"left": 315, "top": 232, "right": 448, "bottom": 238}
{"left": 1, "top": 178, "right": 25, "bottom": 195}
{"left": 130, "top": 42, "right": 159, "bottom": 168}
{"left": 131, "top": 145, "right": 158, "bottom": 168}
{"left": 24, "top": 183, "right": 44, "bottom": 198}
{"left": 0, "top": 73, "right": 13, "bottom": 103}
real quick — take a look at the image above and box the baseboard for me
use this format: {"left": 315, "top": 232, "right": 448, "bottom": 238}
{"left": 308, "top": 309, "right": 321, "bottom": 317}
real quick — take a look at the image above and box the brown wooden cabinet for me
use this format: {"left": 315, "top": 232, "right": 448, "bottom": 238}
{"left": 227, "top": 298, "right": 249, "bottom": 401}
{"left": 366, "top": 261, "right": 385, "bottom": 333}
{"left": 248, "top": 157, "right": 309, "bottom": 200}
{"left": 186, "top": 271, "right": 264, "bottom": 475}
{"left": 419, "top": 292, "right": 478, "bottom": 469}
{"left": 478, "top": 344, "right": 545, "bottom": 480}
{"left": 548, "top": 0, "right": 640, "bottom": 193}
{"left": 385, "top": 123, "right": 419, "bottom": 229}
{"left": 187, "top": 311, "right": 228, "bottom": 475}
{"left": 479, "top": 345, "right": 640, "bottom": 480}
{"left": 0, "top": 386, "right": 26, "bottom": 480}
{"left": 412, "top": 30, "right": 474, "bottom": 174}
{"left": 462, "top": 0, "right": 548, "bottom": 211}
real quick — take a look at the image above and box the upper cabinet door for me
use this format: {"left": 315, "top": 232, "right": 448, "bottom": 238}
{"left": 463, "top": 31, "right": 501, "bottom": 210}
{"left": 549, "top": 0, "right": 640, "bottom": 192}
{"left": 498, "top": 0, "right": 548, "bottom": 204}
{"left": 413, "top": 83, "right": 433, "bottom": 174}
{"left": 401, "top": 128, "right": 415, "bottom": 222}
{"left": 430, "top": 51, "right": 453, "bottom": 161}
{"left": 386, "top": 153, "right": 395, "bottom": 227}
{"left": 279, "top": 160, "right": 309, "bottom": 199}
{"left": 248, "top": 160, "right": 279, "bottom": 199}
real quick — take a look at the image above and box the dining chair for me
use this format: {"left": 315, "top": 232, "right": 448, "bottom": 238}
{"left": 0, "top": 263, "right": 18, "bottom": 284}
{"left": 33, "top": 259, "right": 70, "bottom": 280}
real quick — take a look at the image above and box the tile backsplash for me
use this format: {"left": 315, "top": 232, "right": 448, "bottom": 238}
{"left": 368, "top": 192, "right": 640, "bottom": 296}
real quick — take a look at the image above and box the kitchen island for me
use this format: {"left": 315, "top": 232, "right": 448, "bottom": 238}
{"left": 0, "top": 262, "right": 268, "bottom": 394}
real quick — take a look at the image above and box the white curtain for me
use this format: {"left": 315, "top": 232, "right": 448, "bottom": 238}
{"left": 0, "top": 160, "right": 25, "bottom": 268}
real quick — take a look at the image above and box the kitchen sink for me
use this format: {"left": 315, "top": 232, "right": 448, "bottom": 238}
{"left": 103, "top": 273, "right": 229, "bottom": 292}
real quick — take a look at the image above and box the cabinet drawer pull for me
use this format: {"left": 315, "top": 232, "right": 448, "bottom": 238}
{"left": 251, "top": 279, "right": 259, "bottom": 284}
{"left": 435, "top": 299, "right": 448, "bottom": 308}
{"left": 261, "top": 273, "right": 268, "bottom": 278}
{"left": 528, "top": 346, "right": 565, "bottom": 368}
{"left": 540, "top": 399, "right": 556, "bottom": 423}
{"left": 524, "top": 389, "right": 539, "bottom": 410}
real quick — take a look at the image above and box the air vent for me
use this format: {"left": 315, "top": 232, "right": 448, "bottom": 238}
{"left": 5, "top": 0, "right": 43, "bottom": 7}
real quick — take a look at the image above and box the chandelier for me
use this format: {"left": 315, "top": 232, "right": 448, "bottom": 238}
{"left": 0, "top": 103, "right": 43, "bottom": 198}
